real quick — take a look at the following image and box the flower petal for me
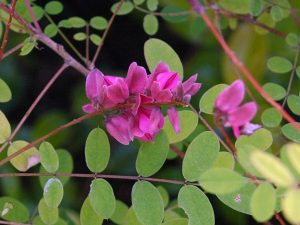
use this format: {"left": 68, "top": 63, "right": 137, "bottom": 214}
{"left": 107, "top": 78, "right": 129, "bottom": 104}
{"left": 167, "top": 107, "right": 180, "bottom": 134}
{"left": 182, "top": 74, "right": 198, "bottom": 92}
{"left": 215, "top": 80, "right": 245, "bottom": 112}
{"left": 126, "top": 62, "right": 148, "bottom": 94}
{"left": 156, "top": 72, "right": 180, "bottom": 90}
{"left": 227, "top": 102, "right": 257, "bottom": 127}
{"left": 86, "top": 69, "right": 104, "bottom": 99}
{"left": 82, "top": 103, "right": 96, "bottom": 113}
{"left": 106, "top": 116, "right": 132, "bottom": 145}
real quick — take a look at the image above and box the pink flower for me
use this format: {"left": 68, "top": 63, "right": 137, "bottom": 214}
{"left": 214, "top": 80, "right": 258, "bottom": 138}
{"left": 82, "top": 62, "right": 201, "bottom": 145}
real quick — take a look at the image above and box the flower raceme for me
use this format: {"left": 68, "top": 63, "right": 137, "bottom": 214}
{"left": 82, "top": 62, "right": 201, "bottom": 145}
{"left": 214, "top": 80, "right": 260, "bottom": 138}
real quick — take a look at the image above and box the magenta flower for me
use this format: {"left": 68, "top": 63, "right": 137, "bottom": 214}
{"left": 82, "top": 61, "right": 201, "bottom": 145}
{"left": 214, "top": 80, "right": 259, "bottom": 138}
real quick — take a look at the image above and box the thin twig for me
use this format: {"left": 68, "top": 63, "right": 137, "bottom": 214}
{"left": 85, "top": 23, "right": 90, "bottom": 67}
{"left": 0, "top": 101, "right": 186, "bottom": 168}
{"left": 24, "top": 0, "right": 42, "bottom": 32}
{"left": 91, "top": 0, "right": 125, "bottom": 67}
{"left": 188, "top": 0, "right": 300, "bottom": 133}
{"left": 0, "top": 0, "right": 18, "bottom": 60}
{"left": 134, "top": 5, "right": 193, "bottom": 17}
{"left": 0, "top": 64, "right": 69, "bottom": 154}
{"left": 0, "top": 220, "right": 30, "bottom": 225}
{"left": 282, "top": 46, "right": 300, "bottom": 107}
{"left": 169, "top": 144, "right": 185, "bottom": 158}
{"left": 0, "top": 172, "right": 199, "bottom": 186}
{"left": 2, "top": 43, "right": 23, "bottom": 59}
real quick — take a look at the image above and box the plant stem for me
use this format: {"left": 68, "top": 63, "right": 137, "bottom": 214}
{"left": 0, "top": 220, "right": 30, "bottom": 225}
{"left": 24, "top": 0, "right": 42, "bottom": 32}
{"left": 0, "top": 64, "right": 69, "bottom": 154}
{"left": 187, "top": 0, "right": 300, "bottom": 133}
{"left": 0, "top": 172, "right": 198, "bottom": 186}
{"left": 0, "top": 101, "right": 185, "bottom": 168}
{"left": 2, "top": 43, "right": 23, "bottom": 59}
{"left": 91, "top": 0, "right": 125, "bottom": 67}
{"left": 0, "top": 0, "right": 18, "bottom": 60}
{"left": 282, "top": 46, "right": 300, "bottom": 107}
{"left": 169, "top": 144, "right": 185, "bottom": 158}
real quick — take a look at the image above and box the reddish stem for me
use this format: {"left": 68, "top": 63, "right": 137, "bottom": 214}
{"left": 0, "top": 0, "right": 18, "bottom": 61}
{"left": 188, "top": 0, "right": 300, "bottom": 133}
{"left": 0, "top": 101, "right": 185, "bottom": 168}
{"left": 24, "top": 0, "right": 42, "bottom": 32}
{"left": 169, "top": 144, "right": 185, "bottom": 158}
{"left": 2, "top": 43, "right": 23, "bottom": 59}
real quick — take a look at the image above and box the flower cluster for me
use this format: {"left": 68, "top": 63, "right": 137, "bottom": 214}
{"left": 214, "top": 80, "right": 260, "bottom": 138}
{"left": 83, "top": 62, "right": 201, "bottom": 145}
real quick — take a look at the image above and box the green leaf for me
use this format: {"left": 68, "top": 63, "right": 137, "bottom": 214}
{"left": 58, "top": 19, "right": 72, "bottom": 28}
{"left": 282, "top": 123, "right": 300, "bottom": 143}
{"left": 0, "top": 79, "right": 12, "bottom": 102}
{"left": 132, "top": 181, "right": 164, "bottom": 225}
{"left": 199, "top": 168, "right": 247, "bottom": 194}
{"left": 250, "top": 183, "right": 276, "bottom": 222}
{"left": 235, "top": 128, "right": 273, "bottom": 151}
{"left": 0, "top": 197, "right": 29, "bottom": 222}
{"left": 281, "top": 189, "right": 300, "bottom": 224}
{"left": 136, "top": 131, "right": 169, "bottom": 177}
{"left": 263, "top": 82, "right": 286, "bottom": 101}
{"left": 85, "top": 128, "right": 110, "bottom": 173}
{"left": 0, "top": 111, "right": 11, "bottom": 144}
{"left": 144, "top": 38, "right": 183, "bottom": 78}
{"left": 212, "top": 152, "right": 235, "bottom": 170}
{"left": 287, "top": 95, "right": 300, "bottom": 115}
{"left": 270, "top": 6, "right": 284, "bottom": 21}
{"left": 40, "top": 150, "right": 73, "bottom": 186}
{"left": 124, "top": 207, "right": 143, "bottom": 225}
{"left": 20, "top": 41, "right": 35, "bottom": 56}
{"left": 296, "top": 66, "right": 300, "bottom": 79}
{"left": 250, "top": 150, "right": 295, "bottom": 187}
{"left": 285, "top": 143, "right": 300, "bottom": 176}
{"left": 261, "top": 108, "right": 282, "bottom": 128}
{"left": 199, "top": 84, "right": 228, "bottom": 114}
{"left": 222, "top": 24, "right": 267, "bottom": 83}
{"left": 157, "top": 186, "right": 169, "bottom": 208}
{"left": 39, "top": 142, "right": 59, "bottom": 173}
{"left": 143, "top": 15, "right": 158, "bottom": 36}
{"left": 80, "top": 198, "right": 103, "bottom": 225}
{"left": 267, "top": 56, "right": 293, "bottom": 74}
{"left": 162, "top": 218, "right": 188, "bottom": 225}
{"left": 217, "top": 182, "right": 256, "bottom": 215}
{"left": 68, "top": 17, "right": 86, "bottom": 28}
{"left": 44, "top": 24, "right": 58, "bottom": 38}
{"left": 219, "top": 0, "right": 251, "bottom": 14}
{"left": 111, "top": 200, "right": 128, "bottom": 225}
{"left": 45, "top": 1, "right": 63, "bottom": 15}
{"left": 73, "top": 32, "right": 86, "bottom": 41}
{"left": 38, "top": 198, "right": 58, "bottom": 225}
{"left": 182, "top": 131, "right": 220, "bottom": 181}
{"left": 43, "top": 178, "right": 63, "bottom": 208}
{"left": 90, "top": 16, "right": 108, "bottom": 30}
{"left": 163, "top": 110, "right": 198, "bottom": 144}
{"left": 178, "top": 185, "right": 214, "bottom": 225}
{"left": 8, "top": 140, "right": 39, "bottom": 172}
{"left": 88, "top": 179, "right": 116, "bottom": 219}
{"left": 250, "top": 0, "right": 264, "bottom": 16}
{"left": 237, "top": 145, "right": 262, "bottom": 177}
{"left": 285, "top": 33, "right": 299, "bottom": 47}
{"left": 161, "top": 6, "right": 188, "bottom": 23}
{"left": 133, "top": 0, "right": 145, "bottom": 5}
{"left": 90, "top": 34, "right": 102, "bottom": 46}
{"left": 111, "top": 1, "right": 134, "bottom": 15}
{"left": 146, "top": 0, "right": 158, "bottom": 11}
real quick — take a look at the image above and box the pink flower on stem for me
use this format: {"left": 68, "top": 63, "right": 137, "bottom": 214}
{"left": 82, "top": 61, "right": 201, "bottom": 145}
{"left": 214, "top": 80, "right": 259, "bottom": 138}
